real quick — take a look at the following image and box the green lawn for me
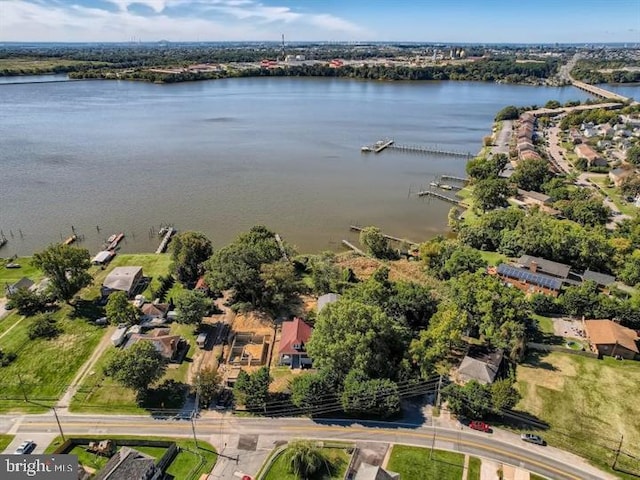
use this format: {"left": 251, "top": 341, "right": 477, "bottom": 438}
{"left": 0, "top": 257, "right": 43, "bottom": 286}
{"left": 0, "top": 434, "right": 15, "bottom": 453}
{"left": 478, "top": 251, "right": 506, "bottom": 267}
{"left": 467, "top": 456, "right": 481, "bottom": 480}
{"left": 45, "top": 435, "right": 216, "bottom": 480}
{"left": 516, "top": 352, "right": 640, "bottom": 479}
{"left": 85, "top": 253, "right": 182, "bottom": 301}
{"left": 532, "top": 314, "right": 554, "bottom": 336}
{"left": 70, "top": 322, "right": 197, "bottom": 413}
{"left": 590, "top": 176, "right": 638, "bottom": 217}
{"left": 386, "top": 446, "right": 465, "bottom": 480}
{"left": 0, "top": 304, "right": 106, "bottom": 413}
{"left": 263, "top": 447, "right": 350, "bottom": 480}
{"left": 0, "top": 311, "right": 26, "bottom": 337}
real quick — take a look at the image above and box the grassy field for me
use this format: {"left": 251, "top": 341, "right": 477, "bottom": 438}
{"left": 532, "top": 314, "right": 555, "bottom": 336}
{"left": 0, "top": 57, "right": 108, "bottom": 74}
{"left": 0, "top": 257, "right": 43, "bottom": 285}
{"left": 590, "top": 176, "right": 637, "bottom": 217}
{"left": 0, "top": 305, "right": 106, "bottom": 413}
{"left": 478, "top": 250, "right": 506, "bottom": 267}
{"left": 516, "top": 351, "right": 640, "bottom": 479}
{"left": 0, "top": 311, "right": 26, "bottom": 337}
{"left": 70, "top": 322, "right": 197, "bottom": 413}
{"left": 263, "top": 447, "right": 349, "bottom": 480}
{"left": 0, "top": 434, "right": 14, "bottom": 453}
{"left": 45, "top": 435, "right": 217, "bottom": 479}
{"left": 386, "top": 446, "right": 466, "bottom": 480}
{"left": 467, "top": 456, "right": 481, "bottom": 480}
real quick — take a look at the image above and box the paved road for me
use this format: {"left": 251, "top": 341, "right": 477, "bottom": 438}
{"left": 491, "top": 120, "right": 513, "bottom": 155}
{"left": 0, "top": 413, "right": 615, "bottom": 480}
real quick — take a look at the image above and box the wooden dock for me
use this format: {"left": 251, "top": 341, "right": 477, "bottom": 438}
{"left": 156, "top": 227, "right": 176, "bottom": 254}
{"left": 417, "top": 190, "right": 462, "bottom": 206}
{"left": 349, "top": 225, "right": 418, "bottom": 246}
{"left": 388, "top": 144, "right": 473, "bottom": 158}
{"left": 361, "top": 139, "right": 394, "bottom": 153}
{"left": 341, "top": 239, "right": 366, "bottom": 256}
{"left": 63, "top": 234, "right": 77, "bottom": 245}
{"left": 104, "top": 232, "right": 125, "bottom": 251}
{"left": 440, "top": 175, "right": 469, "bottom": 183}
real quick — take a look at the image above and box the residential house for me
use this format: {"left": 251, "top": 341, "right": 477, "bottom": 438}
{"left": 519, "top": 149, "right": 542, "bottom": 162}
{"left": 93, "top": 447, "right": 161, "bottom": 480}
{"left": 584, "top": 320, "right": 639, "bottom": 360}
{"left": 354, "top": 463, "right": 400, "bottom": 480}
{"left": 582, "top": 269, "right": 616, "bottom": 292}
{"left": 491, "top": 264, "right": 562, "bottom": 297}
{"left": 609, "top": 167, "right": 635, "bottom": 187}
{"left": 317, "top": 293, "right": 341, "bottom": 313}
{"left": 517, "top": 189, "right": 552, "bottom": 208}
{"left": 5, "top": 277, "right": 35, "bottom": 296}
{"left": 279, "top": 317, "right": 314, "bottom": 368}
{"left": 575, "top": 144, "right": 607, "bottom": 167}
{"left": 517, "top": 255, "right": 571, "bottom": 280}
{"left": 457, "top": 345, "right": 504, "bottom": 385}
{"left": 101, "top": 266, "right": 143, "bottom": 298}
{"left": 127, "top": 329, "right": 186, "bottom": 363}
{"left": 569, "top": 128, "right": 583, "bottom": 144}
{"left": 582, "top": 128, "right": 597, "bottom": 138}
{"left": 140, "top": 302, "right": 170, "bottom": 328}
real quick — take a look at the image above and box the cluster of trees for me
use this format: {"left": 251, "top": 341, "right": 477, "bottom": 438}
{"left": 234, "top": 367, "right": 271, "bottom": 412}
{"left": 32, "top": 244, "right": 92, "bottom": 305}
{"left": 465, "top": 154, "right": 516, "bottom": 211}
{"left": 290, "top": 268, "right": 438, "bottom": 418}
{"left": 558, "top": 108, "right": 619, "bottom": 130}
{"left": 204, "top": 226, "right": 298, "bottom": 314}
{"left": 420, "top": 238, "right": 487, "bottom": 280}
{"left": 571, "top": 59, "right": 640, "bottom": 84}
{"left": 443, "top": 378, "right": 520, "bottom": 419}
{"left": 170, "top": 231, "right": 213, "bottom": 287}
{"left": 6, "top": 287, "right": 51, "bottom": 316}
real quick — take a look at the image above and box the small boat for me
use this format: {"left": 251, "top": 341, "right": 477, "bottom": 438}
{"left": 430, "top": 182, "right": 439, "bottom": 187}
{"left": 63, "top": 234, "right": 77, "bottom": 245}
{"left": 361, "top": 146, "right": 372, "bottom": 152}
{"left": 6, "top": 263, "right": 21, "bottom": 269}
{"left": 106, "top": 234, "right": 117, "bottom": 243}
{"left": 440, "top": 184, "right": 453, "bottom": 191}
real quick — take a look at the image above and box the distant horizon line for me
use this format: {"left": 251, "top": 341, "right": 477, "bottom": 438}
{"left": 1, "top": 40, "right": 639, "bottom": 47}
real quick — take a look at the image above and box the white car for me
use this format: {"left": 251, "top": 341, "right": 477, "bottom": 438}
{"left": 14, "top": 440, "right": 35, "bottom": 454}
{"left": 520, "top": 433, "right": 545, "bottom": 446}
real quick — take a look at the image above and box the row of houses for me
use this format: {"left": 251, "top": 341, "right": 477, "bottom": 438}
{"left": 515, "top": 113, "right": 543, "bottom": 162}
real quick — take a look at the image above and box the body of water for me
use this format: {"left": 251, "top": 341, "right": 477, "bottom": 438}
{"left": 0, "top": 77, "right": 600, "bottom": 255}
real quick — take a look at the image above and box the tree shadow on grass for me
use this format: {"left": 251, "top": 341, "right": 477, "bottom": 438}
{"left": 70, "top": 299, "right": 104, "bottom": 321}
{"left": 521, "top": 351, "right": 559, "bottom": 371}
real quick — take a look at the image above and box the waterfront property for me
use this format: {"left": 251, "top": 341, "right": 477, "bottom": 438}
{"left": 101, "top": 266, "right": 143, "bottom": 298}
{"left": 491, "top": 264, "right": 562, "bottom": 297}
{"left": 278, "top": 317, "right": 314, "bottom": 368}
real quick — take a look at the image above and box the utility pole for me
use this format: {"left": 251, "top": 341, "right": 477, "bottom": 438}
{"left": 612, "top": 434, "right": 623, "bottom": 470}
{"left": 17, "top": 372, "right": 28, "bottom": 403}
{"left": 435, "top": 374, "right": 443, "bottom": 409}
{"left": 52, "top": 407, "right": 66, "bottom": 442}
{"left": 191, "top": 373, "right": 200, "bottom": 449}
{"left": 18, "top": 372, "right": 65, "bottom": 441}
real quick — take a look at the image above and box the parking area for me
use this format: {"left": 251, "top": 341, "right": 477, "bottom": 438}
{"left": 3, "top": 433, "right": 56, "bottom": 455}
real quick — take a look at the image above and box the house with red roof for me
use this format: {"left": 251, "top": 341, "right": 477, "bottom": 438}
{"left": 279, "top": 318, "right": 314, "bottom": 369}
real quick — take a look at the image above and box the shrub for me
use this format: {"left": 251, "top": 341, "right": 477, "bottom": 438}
{"left": 0, "top": 349, "right": 17, "bottom": 367}
{"left": 28, "top": 315, "right": 62, "bottom": 340}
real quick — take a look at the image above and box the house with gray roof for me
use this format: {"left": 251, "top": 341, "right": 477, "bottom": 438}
{"left": 93, "top": 447, "right": 161, "bottom": 480}
{"left": 5, "top": 277, "right": 35, "bottom": 296}
{"left": 101, "top": 266, "right": 143, "bottom": 298}
{"left": 517, "top": 255, "right": 571, "bottom": 280}
{"left": 457, "top": 346, "right": 504, "bottom": 385}
{"left": 317, "top": 293, "right": 341, "bottom": 312}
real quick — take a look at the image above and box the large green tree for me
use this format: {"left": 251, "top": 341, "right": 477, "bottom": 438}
{"left": 359, "top": 226, "right": 393, "bottom": 259}
{"left": 259, "top": 261, "right": 300, "bottom": 315}
{"left": 105, "top": 291, "right": 139, "bottom": 326}
{"left": 306, "top": 298, "right": 410, "bottom": 380}
{"left": 340, "top": 370, "right": 400, "bottom": 418}
{"left": 233, "top": 366, "right": 271, "bottom": 412}
{"left": 290, "top": 370, "right": 338, "bottom": 414}
{"left": 175, "top": 289, "right": 211, "bottom": 325}
{"left": 205, "top": 226, "right": 295, "bottom": 309}
{"left": 104, "top": 341, "right": 167, "bottom": 393}
{"left": 170, "top": 231, "right": 213, "bottom": 286}
{"left": 466, "top": 154, "right": 508, "bottom": 180}
{"left": 472, "top": 178, "right": 515, "bottom": 212}
{"left": 511, "top": 158, "right": 552, "bottom": 192}
{"left": 32, "top": 244, "right": 92, "bottom": 303}
{"left": 194, "top": 366, "right": 221, "bottom": 408}
{"left": 281, "top": 441, "right": 325, "bottom": 480}
{"left": 443, "top": 380, "right": 492, "bottom": 419}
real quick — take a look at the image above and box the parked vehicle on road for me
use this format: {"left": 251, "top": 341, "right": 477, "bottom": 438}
{"left": 521, "top": 433, "right": 546, "bottom": 446}
{"left": 469, "top": 421, "right": 491, "bottom": 433}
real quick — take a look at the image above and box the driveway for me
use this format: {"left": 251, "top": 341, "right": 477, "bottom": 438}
{"left": 491, "top": 120, "right": 513, "bottom": 155}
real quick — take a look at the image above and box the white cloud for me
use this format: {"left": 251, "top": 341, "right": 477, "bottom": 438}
{"left": 0, "top": 0, "right": 368, "bottom": 41}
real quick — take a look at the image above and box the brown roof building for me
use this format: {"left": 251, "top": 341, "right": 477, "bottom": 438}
{"left": 584, "top": 320, "right": 639, "bottom": 360}
{"left": 128, "top": 329, "right": 185, "bottom": 362}
{"left": 574, "top": 144, "right": 607, "bottom": 167}
{"left": 279, "top": 317, "right": 314, "bottom": 368}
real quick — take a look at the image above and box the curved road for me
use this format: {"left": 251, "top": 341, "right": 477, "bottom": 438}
{"left": 0, "top": 413, "right": 613, "bottom": 480}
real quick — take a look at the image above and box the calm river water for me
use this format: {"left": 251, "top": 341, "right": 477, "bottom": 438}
{"left": 0, "top": 76, "right": 619, "bottom": 255}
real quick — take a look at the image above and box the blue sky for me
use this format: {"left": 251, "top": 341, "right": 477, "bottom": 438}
{"left": 0, "top": 0, "right": 638, "bottom": 43}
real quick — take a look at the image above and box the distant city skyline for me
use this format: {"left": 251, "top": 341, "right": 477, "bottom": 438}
{"left": 0, "top": 0, "right": 638, "bottom": 43}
